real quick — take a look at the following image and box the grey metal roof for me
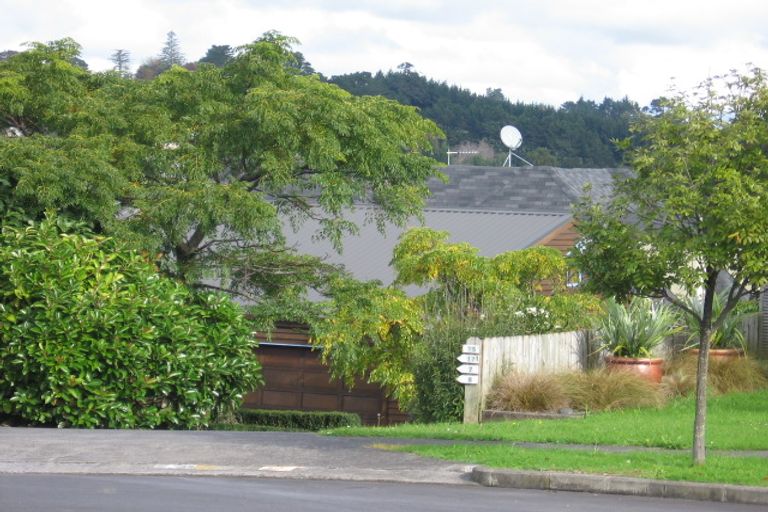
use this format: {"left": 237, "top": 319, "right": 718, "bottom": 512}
{"left": 286, "top": 207, "right": 571, "bottom": 287}
{"left": 426, "top": 165, "right": 623, "bottom": 212}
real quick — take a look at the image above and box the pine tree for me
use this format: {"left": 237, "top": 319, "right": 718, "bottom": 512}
{"left": 110, "top": 49, "right": 130, "bottom": 77}
{"left": 159, "top": 31, "right": 184, "bottom": 67}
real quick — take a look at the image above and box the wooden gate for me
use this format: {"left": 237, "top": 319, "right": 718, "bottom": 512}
{"left": 243, "top": 324, "right": 406, "bottom": 425}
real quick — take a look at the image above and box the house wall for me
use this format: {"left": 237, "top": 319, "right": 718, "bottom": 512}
{"left": 534, "top": 220, "right": 580, "bottom": 255}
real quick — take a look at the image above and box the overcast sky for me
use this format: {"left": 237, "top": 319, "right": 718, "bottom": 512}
{"left": 3, "top": 0, "right": 768, "bottom": 106}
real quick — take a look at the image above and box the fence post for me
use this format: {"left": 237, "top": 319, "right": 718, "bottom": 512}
{"left": 462, "top": 337, "right": 483, "bottom": 424}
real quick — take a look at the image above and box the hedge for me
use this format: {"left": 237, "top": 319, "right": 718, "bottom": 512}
{"left": 232, "top": 409, "right": 362, "bottom": 430}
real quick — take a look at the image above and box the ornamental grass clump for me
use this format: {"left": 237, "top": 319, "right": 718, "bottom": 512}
{"left": 486, "top": 371, "right": 569, "bottom": 412}
{"left": 595, "top": 297, "right": 680, "bottom": 358}
{"left": 486, "top": 368, "right": 665, "bottom": 413}
{"left": 663, "top": 356, "right": 768, "bottom": 397}
{"left": 558, "top": 369, "right": 665, "bottom": 411}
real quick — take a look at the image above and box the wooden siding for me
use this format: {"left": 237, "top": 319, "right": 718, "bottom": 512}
{"left": 247, "top": 323, "right": 407, "bottom": 425}
{"left": 534, "top": 219, "right": 579, "bottom": 255}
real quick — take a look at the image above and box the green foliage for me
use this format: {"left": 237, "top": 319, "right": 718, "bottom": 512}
{"left": 198, "top": 45, "right": 233, "bottom": 67}
{"left": 236, "top": 408, "right": 361, "bottom": 430}
{"left": 681, "top": 293, "right": 757, "bottom": 349}
{"left": 330, "top": 69, "right": 639, "bottom": 167}
{"left": 0, "top": 35, "right": 442, "bottom": 312}
{"left": 409, "top": 316, "right": 469, "bottom": 423}
{"left": 594, "top": 297, "right": 680, "bottom": 358}
{"left": 574, "top": 68, "right": 768, "bottom": 326}
{"left": 396, "top": 444, "right": 768, "bottom": 488}
{"left": 0, "top": 216, "right": 262, "bottom": 428}
{"left": 331, "top": 390, "right": 768, "bottom": 451}
{"left": 311, "top": 279, "right": 423, "bottom": 407}
{"left": 159, "top": 31, "right": 185, "bottom": 68}
{"left": 316, "top": 227, "right": 600, "bottom": 422}
{"left": 573, "top": 68, "right": 768, "bottom": 462}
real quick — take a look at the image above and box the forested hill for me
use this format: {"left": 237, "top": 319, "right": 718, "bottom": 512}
{"left": 329, "top": 68, "right": 640, "bottom": 168}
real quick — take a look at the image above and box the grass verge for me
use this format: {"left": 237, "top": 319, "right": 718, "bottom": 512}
{"left": 325, "top": 390, "right": 768, "bottom": 450}
{"left": 385, "top": 444, "right": 768, "bottom": 487}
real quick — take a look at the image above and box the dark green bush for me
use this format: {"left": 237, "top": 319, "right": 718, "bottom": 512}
{"left": 0, "top": 217, "right": 263, "bottom": 429}
{"left": 409, "top": 317, "right": 467, "bottom": 423}
{"left": 236, "top": 409, "right": 361, "bottom": 430}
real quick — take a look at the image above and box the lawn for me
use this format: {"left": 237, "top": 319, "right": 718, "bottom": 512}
{"left": 384, "top": 444, "right": 768, "bottom": 487}
{"left": 326, "top": 390, "right": 768, "bottom": 450}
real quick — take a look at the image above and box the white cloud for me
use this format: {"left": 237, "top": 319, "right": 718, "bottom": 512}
{"left": 2, "top": 0, "right": 768, "bottom": 106}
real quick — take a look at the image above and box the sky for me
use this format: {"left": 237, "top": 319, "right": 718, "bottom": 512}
{"left": 3, "top": 0, "right": 768, "bottom": 107}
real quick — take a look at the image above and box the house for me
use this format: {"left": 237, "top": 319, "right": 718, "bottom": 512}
{"left": 244, "top": 165, "right": 622, "bottom": 424}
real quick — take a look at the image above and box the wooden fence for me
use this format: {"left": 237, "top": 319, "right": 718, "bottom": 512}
{"left": 463, "top": 316, "right": 765, "bottom": 423}
{"left": 462, "top": 331, "right": 590, "bottom": 423}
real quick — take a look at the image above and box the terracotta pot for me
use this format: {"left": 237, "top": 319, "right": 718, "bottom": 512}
{"left": 604, "top": 355, "right": 664, "bottom": 383}
{"left": 689, "top": 348, "right": 744, "bottom": 361}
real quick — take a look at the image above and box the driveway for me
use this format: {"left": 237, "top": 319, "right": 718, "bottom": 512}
{"left": 0, "top": 428, "right": 472, "bottom": 485}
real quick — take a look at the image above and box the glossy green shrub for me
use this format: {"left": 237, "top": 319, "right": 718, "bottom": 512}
{"left": 0, "top": 217, "right": 263, "bottom": 428}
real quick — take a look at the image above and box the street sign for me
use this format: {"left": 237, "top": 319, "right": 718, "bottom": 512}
{"left": 461, "top": 344, "right": 480, "bottom": 354}
{"left": 456, "top": 364, "right": 479, "bottom": 375}
{"left": 456, "top": 374, "right": 479, "bottom": 385}
{"left": 456, "top": 354, "right": 480, "bottom": 364}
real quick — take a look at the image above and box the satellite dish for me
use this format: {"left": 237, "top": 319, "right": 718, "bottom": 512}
{"left": 500, "top": 125, "right": 522, "bottom": 150}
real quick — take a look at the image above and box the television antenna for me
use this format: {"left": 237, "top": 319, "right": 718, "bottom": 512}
{"left": 446, "top": 150, "right": 478, "bottom": 165}
{"left": 500, "top": 125, "right": 533, "bottom": 167}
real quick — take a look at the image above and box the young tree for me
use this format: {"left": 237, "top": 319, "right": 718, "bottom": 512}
{"left": 573, "top": 68, "right": 768, "bottom": 464}
{"left": 159, "top": 30, "right": 184, "bottom": 67}
{"left": 110, "top": 49, "right": 130, "bottom": 76}
{"left": 313, "top": 227, "right": 599, "bottom": 414}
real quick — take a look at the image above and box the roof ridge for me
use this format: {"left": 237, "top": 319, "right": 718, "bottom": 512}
{"left": 347, "top": 203, "right": 570, "bottom": 217}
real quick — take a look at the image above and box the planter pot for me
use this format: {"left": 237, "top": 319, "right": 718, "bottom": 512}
{"left": 689, "top": 348, "right": 744, "bottom": 361}
{"left": 604, "top": 355, "right": 664, "bottom": 383}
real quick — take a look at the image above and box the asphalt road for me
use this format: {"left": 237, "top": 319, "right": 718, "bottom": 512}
{"left": 0, "top": 428, "right": 470, "bottom": 484}
{"left": 2, "top": 475, "right": 765, "bottom": 512}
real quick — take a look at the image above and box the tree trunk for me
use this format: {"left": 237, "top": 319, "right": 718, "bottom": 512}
{"left": 692, "top": 278, "right": 716, "bottom": 465}
{"left": 692, "top": 327, "right": 711, "bottom": 465}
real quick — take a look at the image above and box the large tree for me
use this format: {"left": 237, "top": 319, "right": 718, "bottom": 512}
{"left": 0, "top": 36, "right": 443, "bottom": 314}
{"left": 573, "top": 68, "right": 768, "bottom": 464}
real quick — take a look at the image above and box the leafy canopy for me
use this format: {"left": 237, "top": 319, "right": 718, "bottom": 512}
{"left": 0, "top": 35, "right": 443, "bottom": 311}
{"left": 574, "top": 68, "right": 768, "bottom": 330}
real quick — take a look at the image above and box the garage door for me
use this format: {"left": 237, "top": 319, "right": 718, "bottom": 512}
{"left": 243, "top": 325, "right": 406, "bottom": 425}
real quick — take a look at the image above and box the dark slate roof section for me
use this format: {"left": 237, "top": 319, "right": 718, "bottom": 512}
{"left": 285, "top": 207, "right": 572, "bottom": 287}
{"left": 426, "top": 165, "right": 623, "bottom": 212}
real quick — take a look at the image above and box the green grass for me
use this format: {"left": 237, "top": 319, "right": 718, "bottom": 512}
{"left": 385, "top": 444, "right": 768, "bottom": 487}
{"left": 325, "top": 390, "right": 768, "bottom": 450}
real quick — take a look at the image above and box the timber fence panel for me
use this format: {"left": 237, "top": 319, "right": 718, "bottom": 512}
{"left": 472, "top": 331, "right": 589, "bottom": 415}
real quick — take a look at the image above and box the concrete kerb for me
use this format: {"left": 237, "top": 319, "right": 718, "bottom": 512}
{"left": 470, "top": 466, "right": 768, "bottom": 506}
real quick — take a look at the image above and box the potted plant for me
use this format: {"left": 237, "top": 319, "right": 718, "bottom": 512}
{"left": 682, "top": 292, "right": 756, "bottom": 360}
{"left": 594, "top": 297, "right": 680, "bottom": 383}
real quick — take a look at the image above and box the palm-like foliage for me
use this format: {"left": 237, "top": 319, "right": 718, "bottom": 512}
{"left": 682, "top": 292, "right": 756, "bottom": 349}
{"left": 596, "top": 297, "right": 680, "bottom": 358}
